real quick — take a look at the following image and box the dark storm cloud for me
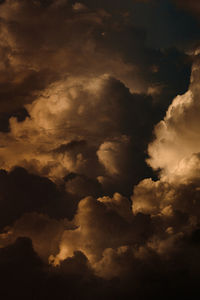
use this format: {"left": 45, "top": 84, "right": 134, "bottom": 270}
{"left": 0, "top": 166, "right": 79, "bottom": 230}
{"left": 0, "top": 237, "right": 45, "bottom": 300}
{"left": 1, "top": 233, "right": 200, "bottom": 300}
{"left": 0, "top": 0, "right": 200, "bottom": 299}
{"left": 0, "top": 0, "right": 194, "bottom": 132}
{"left": 0, "top": 73, "right": 191, "bottom": 197}
{"left": 173, "top": 0, "right": 200, "bottom": 21}
{"left": 130, "top": 0, "right": 200, "bottom": 50}
{"left": 77, "top": 0, "right": 200, "bottom": 49}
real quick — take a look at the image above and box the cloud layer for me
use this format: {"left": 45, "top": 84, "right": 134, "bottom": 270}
{"left": 0, "top": 0, "right": 200, "bottom": 299}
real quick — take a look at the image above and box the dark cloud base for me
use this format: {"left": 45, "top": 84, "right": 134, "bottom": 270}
{"left": 0, "top": 167, "right": 80, "bottom": 230}
{"left": 1, "top": 236, "right": 200, "bottom": 300}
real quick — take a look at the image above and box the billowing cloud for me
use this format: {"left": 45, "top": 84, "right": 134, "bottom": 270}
{"left": 0, "top": 0, "right": 200, "bottom": 299}
{"left": 1, "top": 211, "right": 78, "bottom": 261}
{"left": 147, "top": 56, "right": 200, "bottom": 183}
{"left": 0, "top": 75, "right": 161, "bottom": 198}
{"left": 131, "top": 56, "right": 200, "bottom": 269}
{"left": 0, "top": 0, "right": 192, "bottom": 121}
{"left": 50, "top": 194, "right": 151, "bottom": 266}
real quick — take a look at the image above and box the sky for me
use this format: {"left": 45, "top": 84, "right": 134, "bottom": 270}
{"left": 0, "top": 0, "right": 200, "bottom": 299}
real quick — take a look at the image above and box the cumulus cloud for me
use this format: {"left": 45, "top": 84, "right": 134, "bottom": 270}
{"left": 130, "top": 56, "right": 200, "bottom": 273}
{"left": 132, "top": 178, "right": 174, "bottom": 215}
{"left": 0, "top": 75, "right": 160, "bottom": 198}
{"left": 147, "top": 56, "right": 200, "bottom": 183}
{"left": 50, "top": 194, "right": 151, "bottom": 267}
{"left": 0, "top": 0, "right": 193, "bottom": 199}
{"left": 0, "top": 0, "right": 144, "bottom": 116}
{"left": 0, "top": 0, "right": 192, "bottom": 127}
{"left": 0, "top": 0, "right": 200, "bottom": 299}
{"left": 97, "top": 135, "right": 131, "bottom": 176}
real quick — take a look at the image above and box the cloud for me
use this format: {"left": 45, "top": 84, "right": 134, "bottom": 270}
{"left": 0, "top": 0, "right": 193, "bottom": 200}
{"left": 0, "top": 237, "right": 45, "bottom": 300}
{"left": 50, "top": 194, "right": 152, "bottom": 271}
{"left": 0, "top": 0, "right": 192, "bottom": 129}
{"left": 173, "top": 0, "right": 200, "bottom": 20}
{"left": 97, "top": 135, "right": 131, "bottom": 176}
{"left": 0, "top": 75, "right": 159, "bottom": 197}
{"left": 2, "top": 232, "right": 200, "bottom": 300}
{"left": 132, "top": 178, "right": 174, "bottom": 215}
{"left": 124, "top": 56, "right": 200, "bottom": 300}
{"left": 147, "top": 56, "right": 200, "bottom": 184}
{"left": 130, "top": 56, "right": 200, "bottom": 230}
{"left": 0, "top": 212, "right": 71, "bottom": 262}
{"left": 0, "top": 166, "right": 81, "bottom": 231}
{"left": 0, "top": 1, "right": 199, "bottom": 298}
